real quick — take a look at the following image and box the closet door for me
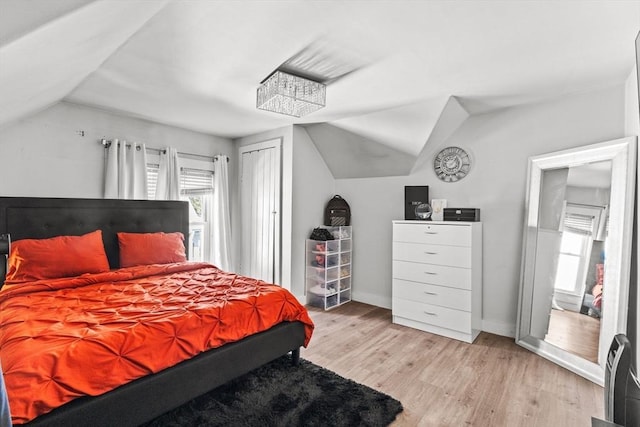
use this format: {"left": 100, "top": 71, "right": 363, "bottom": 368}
{"left": 239, "top": 139, "right": 281, "bottom": 284}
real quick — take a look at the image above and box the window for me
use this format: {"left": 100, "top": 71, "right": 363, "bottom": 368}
{"left": 180, "top": 168, "right": 213, "bottom": 262}
{"left": 146, "top": 155, "right": 214, "bottom": 262}
{"left": 553, "top": 204, "right": 602, "bottom": 295}
{"left": 554, "top": 230, "right": 591, "bottom": 292}
{"left": 147, "top": 163, "right": 159, "bottom": 200}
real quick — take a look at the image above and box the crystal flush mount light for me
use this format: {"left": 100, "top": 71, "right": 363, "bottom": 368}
{"left": 256, "top": 71, "right": 326, "bottom": 117}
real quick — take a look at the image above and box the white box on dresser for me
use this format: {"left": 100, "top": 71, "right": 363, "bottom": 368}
{"left": 392, "top": 220, "right": 482, "bottom": 343}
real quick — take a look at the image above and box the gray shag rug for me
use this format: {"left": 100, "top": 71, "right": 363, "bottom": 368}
{"left": 142, "top": 356, "right": 403, "bottom": 427}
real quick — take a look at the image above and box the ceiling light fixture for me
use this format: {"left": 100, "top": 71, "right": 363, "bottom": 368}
{"left": 256, "top": 70, "right": 326, "bottom": 117}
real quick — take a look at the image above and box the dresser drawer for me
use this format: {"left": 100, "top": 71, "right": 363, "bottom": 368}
{"left": 392, "top": 298, "right": 471, "bottom": 334}
{"left": 392, "top": 260, "right": 471, "bottom": 290}
{"left": 393, "top": 279, "right": 471, "bottom": 311}
{"left": 393, "top": 223, "right": 471, "bottom": 246}
{"left": 393, "top": 242, "right": 471, "bottom": 268}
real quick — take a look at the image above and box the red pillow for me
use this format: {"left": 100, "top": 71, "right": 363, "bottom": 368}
{"left": 118, "top": 232, "right": 186, "bottom": 268}
{"left": 6, "top": 230, "right": 110, "bottom": 283}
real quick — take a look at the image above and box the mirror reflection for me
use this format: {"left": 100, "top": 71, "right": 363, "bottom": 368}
{"left": 531, "top": 161, "right": 611, "bottom": 364}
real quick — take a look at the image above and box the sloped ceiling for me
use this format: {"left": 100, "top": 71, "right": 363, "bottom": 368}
{"left": 0, "top": 0, "right": 169, "bottom": 128}
{"left": 1, "top": 0, "right": 639, "bottom": 178}
{"left": 304, "top": 123, "right": 418, "bottom": 179}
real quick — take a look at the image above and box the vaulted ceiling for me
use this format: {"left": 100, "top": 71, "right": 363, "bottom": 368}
{"left": 1, "top": 0, "right": 639, "bottom": 178}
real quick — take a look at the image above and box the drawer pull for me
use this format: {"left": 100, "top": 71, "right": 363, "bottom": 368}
{"left": 424, "top": 231, "right": 438, "bottom": 235}
{"left": 424, "top": 272, "right": 437, "bottom": 275}
{"left": 424, "top": 251, "right": 438, "bottom": 255}
{"left": 423, "top": 291, "right": 437, "bottom": 296}
{"left": 423, "top": 311, "right": 437, "bottom": 316}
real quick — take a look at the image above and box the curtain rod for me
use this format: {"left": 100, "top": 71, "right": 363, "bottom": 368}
{"left": 99, "top": 139, "right": 228, "bottom": 162}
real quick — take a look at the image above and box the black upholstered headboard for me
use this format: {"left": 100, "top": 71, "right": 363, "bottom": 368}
{"left": 0, "top": 197, "right": 190, "bottom": 279}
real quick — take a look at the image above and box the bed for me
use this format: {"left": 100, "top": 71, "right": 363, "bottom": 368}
{"left": 0, "top": 196, "right": 314, "bottom": 426}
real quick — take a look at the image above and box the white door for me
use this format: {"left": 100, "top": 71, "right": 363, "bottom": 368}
{"left": 239, "top": 139, "right": 281, "bottom": 284}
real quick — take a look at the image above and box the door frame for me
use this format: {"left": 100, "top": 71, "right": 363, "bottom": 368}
{"left": 238, "top": 138, "right": 282, "bottom": 285}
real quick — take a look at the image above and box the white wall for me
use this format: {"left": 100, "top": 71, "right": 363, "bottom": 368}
{"left": 0, "top": 101, "right": 234, "bottom": 198}
{"left": 291, "top": 126, "right": 335, "bottom": 300}
{"left": 625, "top": 56, "right": 640, "bottom": 137}
{"left": 336, "top": 85, "right": 627, "bottom": 337}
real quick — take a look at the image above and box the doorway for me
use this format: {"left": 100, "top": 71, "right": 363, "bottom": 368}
{"left": 239, "top": 139, "right": 282, "bottom": 284}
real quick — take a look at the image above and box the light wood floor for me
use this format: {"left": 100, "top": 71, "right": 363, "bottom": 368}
{"left": 301, "top": 301, "right": 604, "bottom": 427}
{"left": 545, "top": 308, "right": 600, "bottom": 363}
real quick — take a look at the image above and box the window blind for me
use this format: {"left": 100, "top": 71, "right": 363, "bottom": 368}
{"left": 147, "top": 163, "right": 159, "bottom": 200}
{"left": 180, "top": 167, "right": 213, "bottom": 196}
{"left": 563, "top": 213, "right": 595, "bottom": 235}
{"left": 146, "top": 165, "right": 213, "bottom": 199}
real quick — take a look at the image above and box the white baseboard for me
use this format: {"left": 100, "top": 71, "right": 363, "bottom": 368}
{"left": 482, "top": 319, "right": 515, "bottom": 338}
{"left": 352, "top": 290, "right": 391, "bottom": 310}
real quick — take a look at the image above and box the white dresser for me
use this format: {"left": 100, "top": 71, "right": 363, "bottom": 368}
{"left": 392, "top": 220, "right": 482, "bottom": 343}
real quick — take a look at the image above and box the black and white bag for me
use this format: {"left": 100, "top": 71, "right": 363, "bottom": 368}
{"left": 324, "top": 195, "right": 351, "bottom": 226}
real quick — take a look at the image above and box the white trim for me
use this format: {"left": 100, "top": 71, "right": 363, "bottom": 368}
{"left": 482, "top": 320, "right": 515, "bottom": 338}
{"left": 352, "top": 291, "right": 392, "bottom": 310}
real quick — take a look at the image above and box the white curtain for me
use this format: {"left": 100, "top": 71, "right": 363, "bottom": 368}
{"left": 104, "top": 139, "right": 148, "bottom": 199}
{"left": 210, "top": 155, "right": 232, "bottom": 270}
{"left": 155, "top": 147, "right": 180, "bottom": 200}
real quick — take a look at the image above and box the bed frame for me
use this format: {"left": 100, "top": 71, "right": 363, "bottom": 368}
{"left": 0, "top": 196, "right": 305, "bottom": 426}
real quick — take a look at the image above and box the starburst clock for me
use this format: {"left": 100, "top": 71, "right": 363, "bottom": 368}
{"left": 434, "top": 146, "right": 471, "bottom": 182}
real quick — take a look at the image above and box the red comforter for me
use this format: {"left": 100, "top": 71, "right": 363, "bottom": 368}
{"left": 0, "top": 262, "right": 314, "bottom": 424}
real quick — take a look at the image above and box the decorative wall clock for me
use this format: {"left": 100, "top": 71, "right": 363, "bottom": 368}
{"left": 434, "top": 146, "right": 471, "bottom": 182}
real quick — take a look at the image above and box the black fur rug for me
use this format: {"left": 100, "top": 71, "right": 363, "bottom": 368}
{"left": 142, "top": 356, "right": 403, "bottom": 427}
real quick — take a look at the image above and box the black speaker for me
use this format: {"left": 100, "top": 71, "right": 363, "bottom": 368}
{"left": 443, "top": 208, "right": 481, "bottom": 222}
{"left": 404, "top": 186, "right": 429, "bottom": 220}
